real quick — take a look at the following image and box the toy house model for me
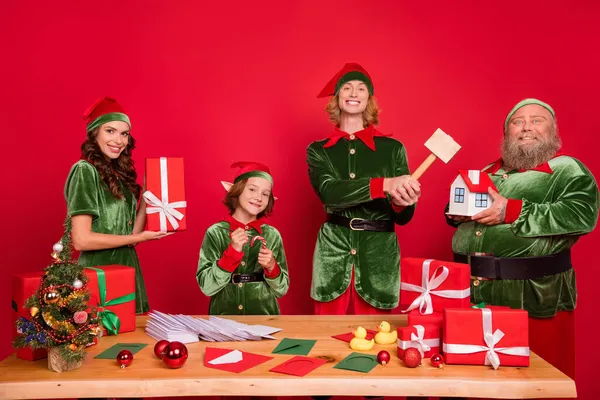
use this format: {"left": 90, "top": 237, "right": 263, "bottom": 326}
{"left": 448, "top": 170, "right": 497, "bottom": 216}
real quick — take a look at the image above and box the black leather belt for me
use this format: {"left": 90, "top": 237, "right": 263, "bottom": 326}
{"left": 231, "top": 273, "right": 265, "bottom": 284}
{"left": 453, "top": 250, "right": 572, "bottom": 280}
{"left": 326, "top": 214, "right": 394, "bottom": 232}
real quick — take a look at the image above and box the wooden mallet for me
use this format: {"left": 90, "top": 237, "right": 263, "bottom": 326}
{"left": 411, "top": 128, "right": 461, "bottom": 180}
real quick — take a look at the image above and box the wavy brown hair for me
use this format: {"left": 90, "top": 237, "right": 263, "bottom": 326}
{"left": 326, "top": 95, "right": 380, "bottom": 127}
{"left": 223, "top": 179, "right": 275, "bottom": 219}
{"left": 81, "top": 128, "right": 142, "bottom": 200}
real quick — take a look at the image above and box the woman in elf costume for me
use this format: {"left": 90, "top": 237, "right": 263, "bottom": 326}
{"left": 197, "top": 162, "right": 289, "bottom": 315}
{"left": 64, "top": 97, "right": 170, "bottom": 314}
{"left": 308, "top": 63, "right": 421, "bottom": 315}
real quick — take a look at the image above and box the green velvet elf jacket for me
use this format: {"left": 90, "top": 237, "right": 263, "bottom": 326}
{"left": 307, "top": 126, "right": 415, "bottom": 309}
{"left": 196, "top": 216, "right": 290, "bottom": 315}
{"left": 64, "top": 160, "right": 149, "bottom": 314}
{"left": 450, "top": 155, "right": 599, "bottom": 318}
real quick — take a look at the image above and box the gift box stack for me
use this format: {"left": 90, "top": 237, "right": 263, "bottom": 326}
{"left": 397, "top": 258, "right": 470, "bottom": 359}
{"left": 144, "top": 157, "right": 187, "bottom": 232}
{"left": 398, "top": 258, "right": 530, "bottom": 369}
{"left": 12, "top": 265, "right": 136, "bottom": 360}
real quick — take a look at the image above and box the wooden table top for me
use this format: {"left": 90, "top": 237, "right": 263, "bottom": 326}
{"left": 0, "top": 315, "right": 576, "bottom": 399}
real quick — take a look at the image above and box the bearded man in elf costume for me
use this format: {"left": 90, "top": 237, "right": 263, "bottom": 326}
{"left": 307, "top": 63, "right": 421, "bottom": 315}
{"left": 197, "top": 162, "right": 289, "bottom": 315}
{"left": 447, "top": 99, "right": 599, "bottom": 379}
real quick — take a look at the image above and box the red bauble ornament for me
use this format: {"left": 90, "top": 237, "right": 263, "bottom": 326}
{"left": 162, "top": 341, "right": 188, "bottom": 369}
{"left": 154, "top": 340, "right": 170, "bottom": 359}
{"left": 403, "top": 348, "right": 422, "bottom": 368}
{"left": 116, "top": 350, "right": 134, "bottom": 369}
{"left": 377, "top": 350, "right": 391, "bottom": 366}
{"left": 430, "top": 353, "right": 444, "bottom": 368}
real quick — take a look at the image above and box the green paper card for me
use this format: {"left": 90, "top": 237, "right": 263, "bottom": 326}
{"left": 272, "top": 338, "right": 317, "bottom": 355}
{"left": 334, "top": 352, "right": 378, "bottom": 373}
{"left": 94, "top": 343, "right": 148, "bottom": 359}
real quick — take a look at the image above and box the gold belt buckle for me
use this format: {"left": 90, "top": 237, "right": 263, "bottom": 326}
{"left": 472, "top": 276, "right": 492, "bottom": 286}
{"left": 349, "top": 218, "right": 365, "bottom": 231}
{"left": 470, "top": 252, "right": 493, "bottom": 286}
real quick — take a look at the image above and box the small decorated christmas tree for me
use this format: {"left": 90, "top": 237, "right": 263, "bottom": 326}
{"left": 14, "top": 228, "right": 100, "bottom": 372}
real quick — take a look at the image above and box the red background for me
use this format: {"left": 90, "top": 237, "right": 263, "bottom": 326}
{"left": 2, "top": 1, "right": 599, "bottom": 398}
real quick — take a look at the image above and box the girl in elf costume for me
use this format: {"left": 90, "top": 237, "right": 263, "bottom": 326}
{"left": 64, "top": 97, "right": 170, "bottom": 314}
{"left": 308, "top": 63, "right": 421, "bottom": 315}
{"left": 196, "top": 162, "right": 289, "bottom": 315}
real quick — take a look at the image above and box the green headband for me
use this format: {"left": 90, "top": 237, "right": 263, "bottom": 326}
{"left": 234, "top": 171, "right": 274, "bottom": 186}
{"left": 86, "top": 112, "right": 131, "bottom": 132}
{"left": 504, "top": 99, "right": 555, "bottom": 130}
{"left": 335, "top": 71, "right": 374, "bottom": 96}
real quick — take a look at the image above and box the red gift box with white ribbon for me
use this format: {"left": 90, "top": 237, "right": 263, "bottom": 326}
{"left": 397, "top": 323, "right": 440, "bottom": 359}
{"left": 144, "top": 157, "right": 187, "bottom": 232}
{"left": 443, "top": 308, "right": 530, "bottom": 369}
{"left": 400, "top": 258, "right": 471, "bottom": 315}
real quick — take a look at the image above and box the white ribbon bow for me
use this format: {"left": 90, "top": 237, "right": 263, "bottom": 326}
{"left": 442, "top": 308, "right": 530, "bottom": 370}
{"left": 396, "top": 324, "right": 440, "bottom": 357}
{"left": 401, "top": 259, "right": 470, "bottom": 315}
{"left": 143, "top": 157, "right": 187, "bottom": 232}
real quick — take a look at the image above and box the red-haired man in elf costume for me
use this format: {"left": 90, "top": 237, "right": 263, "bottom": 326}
{"left": 307, "top": 63, "right": 421, "bottom": 319}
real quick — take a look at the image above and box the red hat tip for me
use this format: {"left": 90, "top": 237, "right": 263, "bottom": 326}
{"left": 83, "top": 97, "right": 117, "bottom": 120}
{"left": 230, "top": 161, "right": 272, "bottom": 176}
{"left": 83, "top": 97, "right": 127, "bottom": 127}
{"left": 317, "top": 63, "right": 373, "bottom": 98}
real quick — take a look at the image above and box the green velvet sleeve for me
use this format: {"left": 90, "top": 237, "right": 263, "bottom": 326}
{"left": 307, "top": 143, "right": 373, "bottom": 211}
{"left": 264, "top": 228, "right": 290, "bottom": 298}
{"left": 64, "top": 161, "right": 100, "bottom": 219}
{"left": 391, "top": 143, "right": 415, "bottom": 225}
{"left": 196, "top": 226, "right": 234, "bottom": 297}
{"left": 511, "top": 172, "right": 599, "bottom": 237}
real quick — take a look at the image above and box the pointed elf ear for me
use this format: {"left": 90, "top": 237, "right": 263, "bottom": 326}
{"left": 221, "top": 181, "right": 233, "bottom": 192}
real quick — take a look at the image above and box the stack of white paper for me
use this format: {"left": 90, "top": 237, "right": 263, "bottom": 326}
{"left": 145, "top": 310, "right": 282, "bottom": 343}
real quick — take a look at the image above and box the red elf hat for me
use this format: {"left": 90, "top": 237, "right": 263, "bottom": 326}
{"left": 317, "top": 63, "right": 374, "bottom": 98}
{"left": 220, "top": 161, "right": 277, "bottom": 198}
{"left": 83, "top": 97, "right": 131, "bottom": 132}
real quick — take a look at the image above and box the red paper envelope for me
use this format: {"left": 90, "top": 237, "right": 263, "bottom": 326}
{"left": 270, "top": 356, "right": 327, "bottom": 377}
{"left": 204, "top": 347, "right": 273, "bottom": 373}
{"left": 332, "top": 329, "right": 378, "bottom": 343}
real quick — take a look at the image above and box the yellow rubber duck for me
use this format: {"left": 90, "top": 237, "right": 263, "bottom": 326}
{"left": 350, "top": 326, "right": 375, "bottom": 351}
{"left": 374, "top": 321, "right": 398, "bottom": 345}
